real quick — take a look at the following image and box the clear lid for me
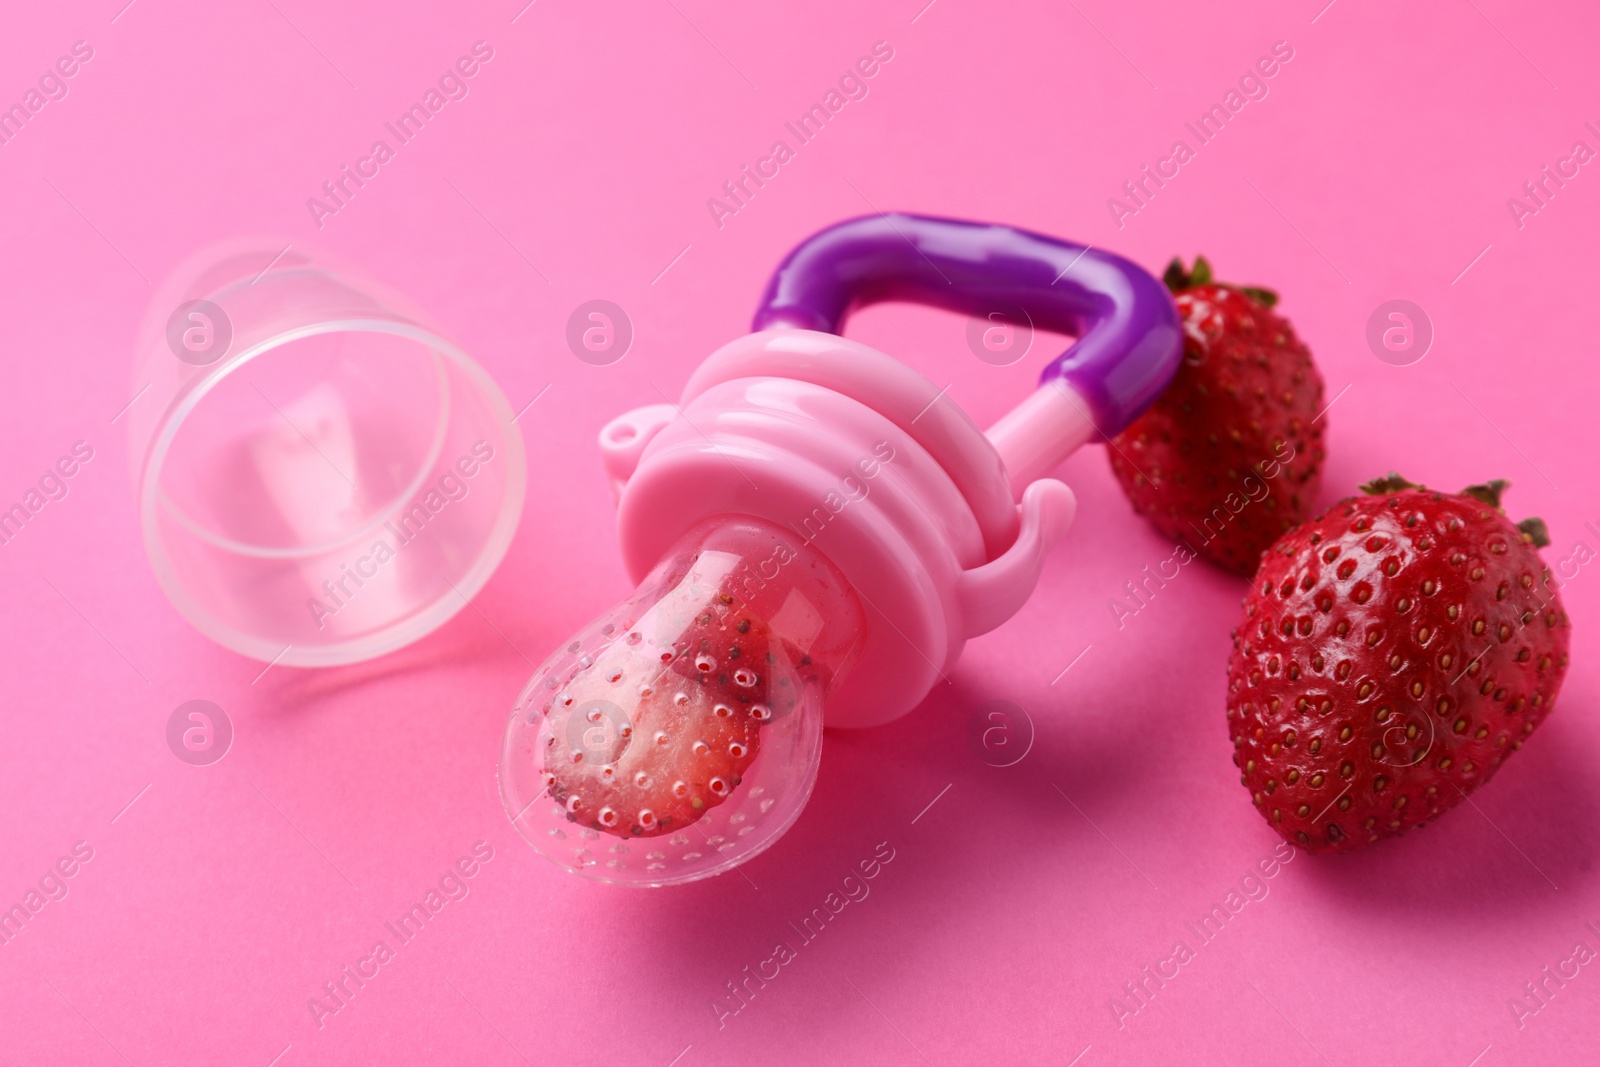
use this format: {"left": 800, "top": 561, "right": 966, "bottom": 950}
{"left": 128, "top": 240, "right": 526, "bottom": 666}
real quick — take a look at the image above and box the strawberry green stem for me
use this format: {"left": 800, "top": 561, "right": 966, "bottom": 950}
{"left": 1163, "top": 255, "right": 1277, "bottom": 307}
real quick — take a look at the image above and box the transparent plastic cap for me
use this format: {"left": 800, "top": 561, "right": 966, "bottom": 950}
{"left": 128, "top": 241, "right": 526, "bottom": 666}
{"left": 501, "top": 517, "right": 866, "bottom": 886}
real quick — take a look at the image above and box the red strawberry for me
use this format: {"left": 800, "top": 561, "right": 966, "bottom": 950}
{"left": 1108, "top": 256, "right": 1325, "bottom": 574}
{"left": 540, "top": 583, "right": 823, "bottom": 838}
{"left": 1226, "top": 475, "right": 1571, "bottom": 853}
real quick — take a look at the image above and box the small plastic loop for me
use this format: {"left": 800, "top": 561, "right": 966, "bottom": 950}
{"left": 955, "top": 479, "right": 1076, "bottom": 638}
{"left": 599, "top": 404, "right": 677, "bottom": 500}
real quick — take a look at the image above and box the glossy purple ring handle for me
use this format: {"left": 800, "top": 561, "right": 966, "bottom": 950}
{"left": 752, "top": 213, "right": 1182, "bottom": 439}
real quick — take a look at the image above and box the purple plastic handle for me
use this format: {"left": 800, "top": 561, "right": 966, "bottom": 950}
{"left": 752, "top": 213, "right": 1182, "bottom": 437}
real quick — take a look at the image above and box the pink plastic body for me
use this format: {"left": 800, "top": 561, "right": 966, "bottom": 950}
{"left": 600, "top": 328, "right": 1081, "bottom": 728}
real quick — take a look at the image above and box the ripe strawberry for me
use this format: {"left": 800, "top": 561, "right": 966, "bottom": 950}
{"left": 541, "top": 586, "right": 821, "bottom": 838}
{"left": 1226, "top": 475, "right": 1571, "bottom": 853}
{"left": 1108, "top": 256, "right": 1325, "bottom": 574}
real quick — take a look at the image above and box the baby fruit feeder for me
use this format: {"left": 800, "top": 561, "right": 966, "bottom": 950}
{"left": 499, "top": 213, "right": 1182, "bottom": 885}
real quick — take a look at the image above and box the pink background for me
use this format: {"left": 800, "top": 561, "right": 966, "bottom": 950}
{"left": 3, "top": 1, "right": 1598, "bottom": 1064}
